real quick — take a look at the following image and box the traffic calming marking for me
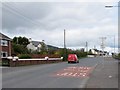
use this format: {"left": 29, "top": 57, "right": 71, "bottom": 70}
{"left": 83, "top": 75, "right": 86, "bottom": 77}
{"left": 53, "top": 66, "right": 92, "bottom": 78}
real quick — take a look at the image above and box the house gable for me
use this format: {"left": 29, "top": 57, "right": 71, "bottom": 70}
{"left": 0, "top": 33, "right": 12, "bottom": 59}
{"left": 27, "top": 43, "right": 37, "bottom": 51}
{"left": 27, "top": 41, "right": 42, "bottom": 52}
{"left": 0, "top": 33, "right": 11, "bottom": 41}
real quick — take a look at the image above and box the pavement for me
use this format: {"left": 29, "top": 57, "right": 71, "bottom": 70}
{"left": 2, "top": 57, "right": 119, "bottom": 89}
{"left": 85, "top": 57, "right": 118, "bottom": 88}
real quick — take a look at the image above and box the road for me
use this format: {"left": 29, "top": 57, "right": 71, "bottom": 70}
{"left": 2, "top": 57, "right": 118, "bottom": 88}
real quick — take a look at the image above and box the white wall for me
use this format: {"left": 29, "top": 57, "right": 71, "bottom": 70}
{"left": 27, "top": 43, "right": 37, "bottom": 51}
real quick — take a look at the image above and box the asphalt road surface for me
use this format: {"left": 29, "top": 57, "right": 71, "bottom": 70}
{"left": 2, "top": 57, "right": 117, "bottom": 88}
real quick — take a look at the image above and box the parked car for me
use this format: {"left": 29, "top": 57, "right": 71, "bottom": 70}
{"left": 67, "top": 54, "right": 79, "bottom": 63}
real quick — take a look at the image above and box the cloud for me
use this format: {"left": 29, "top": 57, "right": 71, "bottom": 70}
{"left": 2, "top": 2, "right": 118, "bottom": 51}
{"left": 1, "top": 0, "right": 119, "bottom": 2}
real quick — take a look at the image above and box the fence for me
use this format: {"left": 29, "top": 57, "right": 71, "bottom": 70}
{"left": 30, "top": 54, "right": 61, "bottom": 58}
{"left": 3, "top": 56, "right": 63, "bottom": 67}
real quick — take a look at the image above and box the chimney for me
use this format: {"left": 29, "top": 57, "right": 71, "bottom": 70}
{"left": 42, "top": 40, "right": 44, "bottom": 42}
{"left": 29, "top": 38, "right": 32, "bottom": 42}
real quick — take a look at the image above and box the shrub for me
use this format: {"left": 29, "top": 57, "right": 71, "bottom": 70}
{"left": 12, "top": 43, "right": 29, "bottom": 55}
{"left": 18, "top": 54, "right": 32, "bottom": 59}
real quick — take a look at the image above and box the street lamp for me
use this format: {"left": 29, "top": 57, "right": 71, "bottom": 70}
{"left": 105, "top": 5, "right": 120, "bottom": 8}
{"left": 105, "top": 5, "right": 114, "bottom": 8}
{"left": 105, "top": 5, "right": 118, "bottom": 54}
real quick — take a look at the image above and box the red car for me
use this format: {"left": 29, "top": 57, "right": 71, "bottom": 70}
{"left": 67, "top": 54, "right": 79, "bottom": 63}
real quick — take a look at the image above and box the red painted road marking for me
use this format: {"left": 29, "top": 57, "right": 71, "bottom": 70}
{"left": 53, "top": 66, "right": 92, "bottom": 78}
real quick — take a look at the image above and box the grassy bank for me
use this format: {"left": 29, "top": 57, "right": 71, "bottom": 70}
{"left": 113, "top": 54, "right": 120, "bottom": 60}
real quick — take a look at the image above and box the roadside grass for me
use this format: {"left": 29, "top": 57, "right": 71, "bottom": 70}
{"left": 113, "top": 55, "right": 120, "bottom": 60}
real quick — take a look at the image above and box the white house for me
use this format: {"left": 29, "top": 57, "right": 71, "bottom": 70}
{"left": 91, "top": 49, "right": 98, "bottom": 55}
{"left": 27, "top": 38, "right": 60, "bottom": 53}
{"left": 90, "top": 49, "right": 108, "bottom": 56}
{"left": 27, "top": 38, "right": 44, "bottom": 52}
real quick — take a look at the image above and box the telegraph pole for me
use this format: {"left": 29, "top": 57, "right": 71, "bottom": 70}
{"left": 64, "top": 29, "right": 66, "bottom": 50}
{"left": 64, "top": 29, "right": 67, "bottom": 60}
{"left": 114, "top": 35, "right": 115, "bottom": 54}
{"left": 100, "top": 37, "right": 106, "bottom": 56}
{"left": 85, "top": 42, "right": 88, "bottom": 52}
{"left": 94, "top": 45, "right": 96, "bottom": 49}
{"left": 99, "top": 37, "right": 106, "bottom": 68}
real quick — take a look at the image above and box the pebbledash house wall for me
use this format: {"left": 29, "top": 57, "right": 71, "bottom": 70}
{"left": 0, "top": 33, "right": 12, "bottom": 60}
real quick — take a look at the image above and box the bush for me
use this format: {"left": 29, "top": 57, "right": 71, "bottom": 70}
{"left": 12, "top": 43, "right": 30, "bottom": 55}
{"left": 78, "top": 52, "right": 87, "bottom": 58}
{"left": 113, "top": 53, "right": 120, "bottom": 60}
{"left": 18, "top": 54, "right": 32, "bottom": 59}
{"left": 2, "top": 59, "right": 9, "bottom": 66}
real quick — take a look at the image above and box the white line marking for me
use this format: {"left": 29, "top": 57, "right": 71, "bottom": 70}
{"left": 73, "top": 73, "right": 77, "bottom": 76}
{"left": 61, "top": 73, "right": 68, "bottom": 76}
{"left": 68, "top": 73, "right": 73, "bottom": 75}
{"left": 57, "top": 74, "right": 60, "bottom": 75}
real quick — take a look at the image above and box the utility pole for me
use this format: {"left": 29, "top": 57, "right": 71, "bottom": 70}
{"left": 99, "top": 37, "right": 106, "bottom": 68}
{"left": 85, "top": 42, "right": 88, "bottom": 52}
{"left": 64, "top": 29, "right": 67, "bottom": 60}
{"left": 94, "top": 45, "right": 96, "bottom": 49}
{"left": 114, "top": 35, "right": 115, "bottom": 54}
{"left": 99, "top": 37, "right": 107, "bottom": 56}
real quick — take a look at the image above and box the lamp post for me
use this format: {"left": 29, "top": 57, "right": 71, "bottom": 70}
{"left": 105, "top": 5, "right": 118, "bottom": 54}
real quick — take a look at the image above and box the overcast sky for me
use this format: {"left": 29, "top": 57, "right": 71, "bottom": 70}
{"left": 1, "top": 0, "right": 119, "bottom": 52}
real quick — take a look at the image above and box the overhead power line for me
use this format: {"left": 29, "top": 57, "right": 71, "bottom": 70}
{"left": 2, "top": 3, "right": 45, "bottom": 28}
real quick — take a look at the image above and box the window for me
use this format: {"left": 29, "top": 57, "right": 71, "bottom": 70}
{"left": 1, "top": 40, "right": 8, "bottom": 46}
{"left": 1, "top": 51, "right": 8, "bottom": 58}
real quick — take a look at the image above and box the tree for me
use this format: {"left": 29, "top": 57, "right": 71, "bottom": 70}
{"left": 13, "top": 36, "right": 29, "bottom": 46}
{"left": 40, "top": 42, "right": 48, "bottom": 54}
{"left": 12, "top": 36, "right": 30, "bottom": 55}
{"left": 12, "top": 43, "right": 29, "bottom": 55}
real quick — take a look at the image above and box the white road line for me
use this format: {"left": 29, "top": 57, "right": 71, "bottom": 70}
{"left": 83, "top": 75, "right": 86, "bottom": 77}
{"left": 61, "top": 73, "right": 68, "bottom": 76}
{"left": 68, "top": 73, "right": 73, "bottom": 76}
{"left": 79, "top": 73, "right": 83, "bottom": 75}
{"left": 0, "top": 66, "right": 8, "bottom": 68}
{"left": 73, "top": 73, "right": 77, "bottom": 76}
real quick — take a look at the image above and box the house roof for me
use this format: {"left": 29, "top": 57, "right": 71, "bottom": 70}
{"left": 92, "top": 49, "right": 108, "bottom": 53}
{"left": 30, "top": 40, "right": 59, "bottom": 49}
{"left": 31, "top": 41, "right": 42, "bottom": 47}
{"left": 0, "top": 32, "right": 11, "bottom": 41}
